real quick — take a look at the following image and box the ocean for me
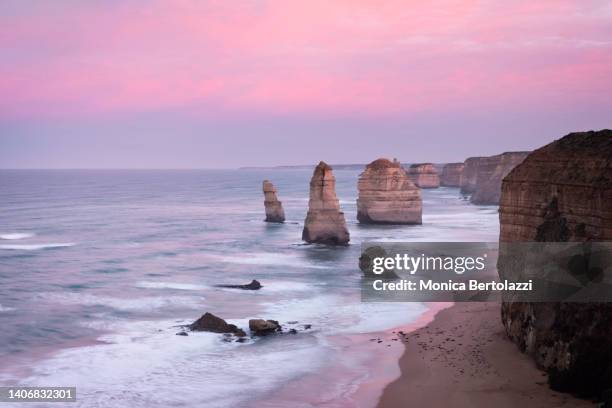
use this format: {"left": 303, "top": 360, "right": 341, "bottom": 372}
{"left": 0, "top": 169, "right": 499, "bottom": 407}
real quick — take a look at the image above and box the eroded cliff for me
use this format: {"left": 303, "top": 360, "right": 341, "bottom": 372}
{"left": 357, "top": 158, "right": 422, "bottom": 224}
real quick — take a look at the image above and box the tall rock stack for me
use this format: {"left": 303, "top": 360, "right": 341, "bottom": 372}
{"left": 460, "top": 157, "right": 482, "bottom": 194}
{"left": 262, "top": 180, "right": 285, "bottom": 223}
{"left": 440, "top": 163, "right": 465, "bottom": 187}
{"left": 302, "top": 162, "right": 350, "bottom": 245}
{"left": 470, "top": 151, "right": 529, "bottom": 205}
{"left": 356, "top": 158, "right": 422, "bottom": 224}
{"left": 498, "top": 130, "right": 612, "bottom": 398}
{"left": 408, "top": 163, "right": 440, "bottom": 188}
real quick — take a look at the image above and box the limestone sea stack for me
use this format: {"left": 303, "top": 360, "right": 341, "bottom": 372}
{"left": 459, "top": 157, "right": 482, "bottom": 194}
{"left": 356, "top": 158, "right": 422, "bottom": 224}
{"left": 470, "top": 151, "right": 529, "bottom": 205}
{"left": 408, "top": 163, "right": 440, "bottom": 188}
{"left": 262, "top": 180, "right": 285, "bottom": 223}
{"left": 302, "top": 162, "right": 350, "bottom": 245}
{"left": 498, "top": 130, "right": 612, "bottom": 398}
{"left": 440, "top": 162, "right": 465, "bottom": 187}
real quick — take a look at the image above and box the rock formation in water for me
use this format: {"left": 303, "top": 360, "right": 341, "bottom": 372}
{"left": 216, "top": 280, "right": 262, "bottom": 290}
{"left": 498, "top": 129, "right": 612, "bottom": 399}
{"left": 249, "top": 319, "right": 281, "bottom": 336}
{"left": 470, "top": 151, "right": 530, "bottom": 205}
{"left": 440, "top": 163, "right": 465, "bottom": 187}
{"left": 460, "top": 157, "right": 482, "bottom": 194}
{"left": 190, "top": 312, "right": 246, "bottom": 337}
{"left": 408, "top": 163, "right": 440, "bottom": 188}
{"left": 356, "top": 158, "right": 422, "bottom": 224}
{"left": 302, "top": 161, "right": 350, "bottom": 245}
{"left": 263, "top": 180, "right": 285, "bottom": 223}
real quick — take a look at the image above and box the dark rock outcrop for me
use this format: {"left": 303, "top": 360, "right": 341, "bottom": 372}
{"left": 498, "top": 130, "right": 612, "bottom": 399}
{"left": 470, "top": 152, "right": 530, "bottom": 205}
{"left": 190, "top": 312, "right": 246, "bottom": 337}
{"left": 263, "top": 180, "right": 285, "bottom": 223}
{"left": 356, "top": 158, "right": 422, "bottom": 224}
{"left": 440, "top": 163, "right": 465, "bottom": 187}
{"left": 408, "top": 163, "right": 440, "bottom": 188}
{"left": 216, "top": 280, "right": 262, "bottom": 290}
{"left": 249, "top": 319, "right": 281, "bottom": 336}
{"left": 302, "top": 161, "right": 350, "bottom": 245}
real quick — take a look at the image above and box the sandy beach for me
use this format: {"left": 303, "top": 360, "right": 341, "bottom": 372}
{"left": 378, "top": 302, "right": 595, "bottom": 408}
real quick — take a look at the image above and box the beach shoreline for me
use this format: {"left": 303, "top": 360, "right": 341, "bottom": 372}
{"left": 245, "top": 302, "right": 453, "bottom": 407}
{"left": 377, "top": 302, "right": 595, "bottom": 408}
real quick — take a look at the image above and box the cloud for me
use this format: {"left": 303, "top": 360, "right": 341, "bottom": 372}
{"left": 0, "top": 0, "right": 611, "bottom": 120}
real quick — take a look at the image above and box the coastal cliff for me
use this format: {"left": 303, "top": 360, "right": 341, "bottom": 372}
{"left": 356, "top": 158, "right": 422, "bottom": 224}
{"left": 498, "top": 129, "right": 612, "bottom": 398}
{"left": 263, "top": 180, "right": 285, "bottom": 223}
{"left": 408, "top": 163, "right": 440, "bottom": 188}
{"left": 302, "top": 161, "right": 350, "bottom": 245}
{"left": 460, "top": 157, "right": 482, "bottom": 194}
{"left": 470, "top": 152, "right": 529, "bottom": 205}
{"left": 440, "top": 163, "right": 464, "bottom": 187}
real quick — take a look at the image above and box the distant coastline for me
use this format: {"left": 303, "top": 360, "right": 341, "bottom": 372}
{"left": 239, "top": 163, "right": 448, "bottom": 171}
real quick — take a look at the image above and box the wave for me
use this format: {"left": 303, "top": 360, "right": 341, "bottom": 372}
{"left": 0, "top": 243, "right": 75, "bottom": 251}
{"left": 262, "top": 294, "right": 427, "bottom": 335}
{"left": 136, "top": 281, "right": 209, "bottom": 291}
{"left": 250, "top": 281, "right": 314, "bottom": 293}
{"left": 0, "top": 233, "right": 35, "bottom": 240}
{"left": 18, "top": 318, "right": 323, "bottom": 408}
{"left": 38, "top": 292, "right": 204, "bottom": 312}
{"left": 0, "top": 304, "right": 16, "bottom": 312}
{"left": 214, "top": 253, "right": 332, "bottom": 269}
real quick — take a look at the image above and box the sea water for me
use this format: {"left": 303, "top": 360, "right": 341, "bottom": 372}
{"left": 0, "top": 169, "right": 499, "bottom": 407}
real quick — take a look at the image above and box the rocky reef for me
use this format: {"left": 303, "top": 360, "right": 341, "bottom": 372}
{"left": 460, "top": 157, "right": 482, "bottom": 194}
{"left": 302, "top": 161, "right": 350, "bottom": 245}
{"left": 216, "top": 279, "right": 262, "bottom": 290}
{"left": 356, "top": 158, "right": 422, "bottom": 224}
{"left": 186, "top": 312, "right": 312, "bottom": 340}
{"left": 189, "top": 312, "right": 247, "bottom": 337}
{"left": 440, "top": 162, "right": 465, "bottom": 187}
{"left": 249, "top": 319, "right": 281, "bottom": 336}
{"left": 408, "top": 163, "right": 440, "bottom": 188}
{"left": 498, "top": 130, "right": 612, "bottom": 399}
{"left": 263, "top": 180, "right": 285, "bottom": 223}
{"left": 470, "top": 151, "right": 530, "bottom": 205}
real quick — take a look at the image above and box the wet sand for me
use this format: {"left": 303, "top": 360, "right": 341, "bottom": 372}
{"left": 378, "top": 302, "right": 595, "bottom": 408}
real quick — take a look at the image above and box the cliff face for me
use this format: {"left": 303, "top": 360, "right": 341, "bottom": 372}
{"left": 302, "top": 161, "right": 350, "bottom": 245}
{"left": 460, "top": 157, "right": 482, "bottom": 194}
{"left": 440, "top": 163, "right": 464, "bottom": 187}
{"left": 262, "top": 180, "right": 285, "bottom": 223}
{"left": 408, "top": 163, "right": 440, "bottom": 188}
{"left": 356, "top": 158, "right": 422, "bottom": 224}
{"left": 498, "top": 130, "right": 612, "bottom": 398}
{"left": 470, "top": 152, "right": 529, "bottom": 205}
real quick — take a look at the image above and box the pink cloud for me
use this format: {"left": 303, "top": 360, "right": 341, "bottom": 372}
{"left": 1, "top": 0, "right": 611, "bottom": 119}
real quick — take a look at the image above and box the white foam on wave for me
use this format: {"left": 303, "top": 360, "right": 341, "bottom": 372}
{"left": 214, "top": 252, "right": 332, "bottom": 269}
{"left": 20, "top": 318, "right": 325, "bottom": 408}
{"left": 0, "top": 304, "right": 16, "bottom": 312}
{"left": 0, "top": 233, "right": 35, "bottom": 240}
{"left": 38, "top": 292, "right": 204, "bottom": 312}
{"left": 135, "top": 281, "right": 209, "bottom": 291}
{"left": 262, "top": 294, "right": 427, "bottom": 335}
{"left": 0, "top": 243, "right": 75, "bottom": 251}
{"left": 258, "top": 280, "right": 316, "bottom": 292}
{"left": 16, "top": 294, "right": 427, "bottom": 408}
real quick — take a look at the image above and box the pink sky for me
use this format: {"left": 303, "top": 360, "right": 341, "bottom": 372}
{"left": 1, "top": 1, "right": 611, "bottom": 167}
{"left": 2, "top": 0, "right": 612, "bottom": 119}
